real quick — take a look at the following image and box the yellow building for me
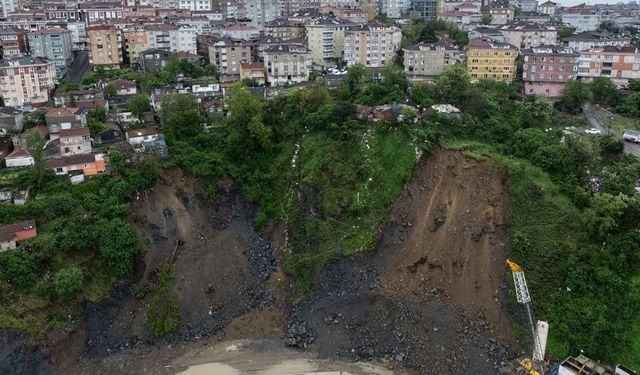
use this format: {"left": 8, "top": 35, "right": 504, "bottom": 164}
{"left": 465, "top": 37, "right": 517, "bottom": 82}
{"left": 87, "top": 25, "right": 123, "bottom": 70}
{"left": 123, "top": 26, "right": 148, "bottom": 65}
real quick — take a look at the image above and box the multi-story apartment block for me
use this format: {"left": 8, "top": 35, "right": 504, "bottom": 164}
{"left": 562, "top": 31, "right": 631, "bottom": 52}
{"left": 343, "top": 21, "right": 402, "bottom": 68}
{"left": 497, "top": 21, "right": 557, "bottom": 50}
{"left": 465, "top": 37, "right": 517, "bottom": 82}
{"left": 437, "top": 11, "right": 483, "bottom": 28}
{"left": 28, "top": 28, "right": 73, "bottom": 78}
{"left": 538, "top": 1, "right": 556, "bottom": 16}
{"left": 264, "top": 43, "right": 312, "bottom": 86}
{"left": 264, "top": 18, "right": 306, "bottom": 40}
{"left": 144, "top": 23, "right": 175, "bottom": 51}
{"left": 306, "top": 15, "right": 355, "bottom": 67}
{"left": 561, "top": 7, "right": 601, "bottom": 32}
{"left": 240, "top": 0, "right": 280, "bottom": 25}
{"left": 66, "top": 21, "right": 88, "bottom": 51}
{"left": 80, "top": 1, "right": 125, "bottom": 25}
{"left": 380, "top": 0, "right": 411, "bottom": 18}
{"left": 123, "top": 25, "right": 149, "bottom": 64}
{"left": 409, "top": 0, "right": 438, "bottom": 19}
{"left": 87, "top": 25, "right": 124, "bottom": 70}
{"left": 176, "top": 25, "right": 198, "bottom": 55}
{"left": 481, "top": 1, "right": 514, "bottom": 25}
{"left": 0, "top": 27, "right": 29, "bottom": 58}
{"left": 208, "top": 37, "right": 252, "bottom": 82}
{"left": 0, "top": 56, "right": 55, "bottom": 107}
{"left": 175, "top": 16, "right": 212, "bottom": 34}
{"left": 403, "top": 41, "right": 463, "bottom": 82}
{"left": 178, "top": 0, "right": 212, "bottom": 11}
{"left": 523, "top": 45, "right": 578, "bottom": 97}
{"left": 576, "top": 46, "right": 640, "bottom": 87}
{"left": 1, "top": 0, "right": 19, "bottom": 18}
{"left": 442, "top": 0, "right": 481, "bottom": 12}
{"left": 43, "top": 3, "right": 82, "bottom": 21}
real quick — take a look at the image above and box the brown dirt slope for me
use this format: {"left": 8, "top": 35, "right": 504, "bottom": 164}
{"left": 293, "top": 149, "right": 518, "bottom": 374}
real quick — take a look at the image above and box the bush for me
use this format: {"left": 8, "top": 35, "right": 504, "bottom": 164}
{"left": 53, "top": 267, "right": 84, "bottom": 300}
{"left": 0, "top": 249, "right": 38, "bottom": 290}
{"left": 147, "top": 268, "right": 180, "bottom": 337}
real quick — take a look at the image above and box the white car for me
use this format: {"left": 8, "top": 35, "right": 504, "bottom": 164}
{"left": 585, "top": 128, "right": 602, "bottom": 135}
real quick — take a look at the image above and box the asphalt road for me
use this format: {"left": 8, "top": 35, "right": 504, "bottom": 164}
{"left": 582, "top": 104, "right": 640, "bottom": 158}
{"left": 68, "top": 50, "right": 89, "bottom": 85}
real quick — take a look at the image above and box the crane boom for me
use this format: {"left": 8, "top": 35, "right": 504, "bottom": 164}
{"left": 506, "top": 259, "right": 548, "bottom": 375}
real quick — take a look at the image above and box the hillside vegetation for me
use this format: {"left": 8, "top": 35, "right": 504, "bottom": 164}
{"left": 162, "top": 64, "right": 640, "bottom": 368}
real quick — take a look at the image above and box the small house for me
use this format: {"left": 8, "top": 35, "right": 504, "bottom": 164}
{"left": 0, "top": 188, "right": 12, "bottom": 202}
{"left": 45, "top": 153, "right": 106, "bottom": 178}
{"left": 5, "top": 147, "right": 34, "bottom": 168}
{"left": 0, "top": 107, "right": 24, "bottom": 135}
{"left": 45, "top": 107, "right": 86, "bottom": 139}
{"left": 108, "top": 79, "right": 138, "bottom": 96}
{"left": 59, "top": 127, "right": 91, "bottom": 156}
{"left": 0, "top": 220, "right": 37, "bottom": 251}
{"left": 96, "top": 123, "right": 122, "bottom": 144}
{"left": 126, "top": 128, "right": 160, "bottom": 145}
{"left": 240, "top": 63, "right": 266, "bottom": 86}
{"left": 13, "top": 189, "right": 29, "bottom": 205}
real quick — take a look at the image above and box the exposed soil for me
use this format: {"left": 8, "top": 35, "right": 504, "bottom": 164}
{"left": 289, "top": 150, "right": 519, "bottom": 374}
{"left": 1, "top": 150, "right": 521, "bottom": 375}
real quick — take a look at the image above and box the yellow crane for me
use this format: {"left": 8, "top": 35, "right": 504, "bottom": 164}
{"left": 506, "top": 259, "right": 548, "bottom": 375}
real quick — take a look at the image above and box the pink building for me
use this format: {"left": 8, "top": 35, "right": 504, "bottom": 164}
{"left": 523, "top": 45, "right": 578, "bottom": 97}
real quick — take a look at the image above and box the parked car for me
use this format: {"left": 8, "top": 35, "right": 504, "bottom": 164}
{"left": 585, "top": 128, "right": 602, "bottom": 135}
{"left": 623, "top": 129, "right": 640, "bottom": 143}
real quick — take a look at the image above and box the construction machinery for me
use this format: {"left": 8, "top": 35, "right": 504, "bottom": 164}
{"left": 506, "top": 259, "right": 549, "bottom": 375}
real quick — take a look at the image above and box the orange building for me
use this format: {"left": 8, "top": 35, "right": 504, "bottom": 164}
{"left": 0, "top": 220, "right": 36, "bottom": 251}
{"left": 46, "top": 153, "right": 106, "bottom": 181}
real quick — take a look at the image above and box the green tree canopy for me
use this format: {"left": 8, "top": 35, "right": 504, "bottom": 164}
{"left": 559, "top": 80, "right": 592, "bottom": 114}
{"left": 53, "top": 267, "right": 84, "bottom": 300}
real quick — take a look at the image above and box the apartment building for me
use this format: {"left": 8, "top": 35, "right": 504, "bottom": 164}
{"left": 343, "top": 21, "right": 402, "bottom": 68}
{"left": 208, "top": 37, "right": 252, "bottom": 82}
{"left": 465, "top": 37, "right": 517, "bottom": 82}
{"left": 437, "top": 11, "right": 483, "bottom": 28}
{"left": 176, "top": 25, "right": 197, "bottom": 55}
{"left": 123, "top": 25, "right": 149, "bottom": 64}
{"left": 306, "top": 15, "right": 355, "bottom": 67}
{"left": 562, "top": 31, "right": 631, "bottom": 52}
{"left": 0, "top": 56, "right": 55, "bottom": 107}
{"left": 403, "top": 41, "right": 462, "bottom": 82}
{"left": 523, "top": 45, "right": 578, "bottom": 97}
{"left": 410, "top": 0, "right": 438, "bottom": 19}
{"left": 178, "top": 0, "right": 212, "bottom": 11}
{"left": 264, "top": 43, "right": 312, "bottom": 86}
{"left": 0, "top": 27, "right": 29, "bottom": 58}
{"left": 80, "top": 1, "right": 125, "bottom": 25}
{"left": 380, "top": 0, "right": 411, "bottom": 18}
{"left": 264, "top": 19, "right": 306, "bottom": 40}
{"left": 497, "top": 21, "right": 557, "bottom": 50}
{"left": 28, "top": 28, "right": 73, "bottom": 78}
{"left": 577, "top": 46, "right": 640, "bottom": 87}
{"left": 481, "top": 1, "right": 514, "bottom": 25}
{"left": 66, "top": 21, "right": 88, "bottom": 51}
{"left": 1, "top": 0, "right": 19, "bottom": 18}
{"left": 561, "top": 8, "right": 601, "bottom": 32}
{"left": 538, "top": 1, "right": 556, "bottom": 16}
{"left": 87, "top": 25, "right": 123, "bottom": 70}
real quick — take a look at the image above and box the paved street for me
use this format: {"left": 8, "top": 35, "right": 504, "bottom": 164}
{"left": 68, "top": 50, "right": 89, "bottom": 85}
{"left": 582, "top": 104, "right": 640, "bottom": 158}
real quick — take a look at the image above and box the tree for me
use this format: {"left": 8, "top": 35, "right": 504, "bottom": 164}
{"left": 344, "top": 63, "right": 367, "bottom": 93}
{"left": 599, "top": 134, "right": 624, "bottom": 157}
{"left": 628, "top": 79, "right": 640, "bottom": 92}
{"left": 53, "top": 267, "right": 83, "bottom": 300}
{"left": 97, "top": 218, "right": 140, "bottom": 276}
{"left": 519, "top": 95, "right": 554, "bottom": 128}
{"left": 513, "top": 5, "right": 522, "bottom": 16}
{"left": 88, "top": 105, "right": 108, "bottom": 122}
{"left": 0, "top": 249, "right": 38, "bottom": 290}
{"left": 224, "top": 84, "right": 271, "bottom": 159}
{"left": 590, "top": 77, "right": 619, "bottom": 107}
{"left": 160, "top": 94, "right": 205, "bottom": 141}
{"left": 558, "top": 27, "right": 576, "bottom": 39}
{"left": 129, "top": 94, "right": 151, "bottom": 120}
{"left": 105, "top": 84, "right": 117, "bottom": 98}
{"left": 435, "top": 64, "right": 471, "bottom": 105}
{"left": 559, "top": 80, "right": 592, "bottom": 114}
{"left": 26, "top": 131, "right": 46, "bottom": 186}
{"left": 481, "top": 15, "right": 492, "bottom": 25}
{"left": 583, "top": 193, "right": 629, "bottom": 239}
